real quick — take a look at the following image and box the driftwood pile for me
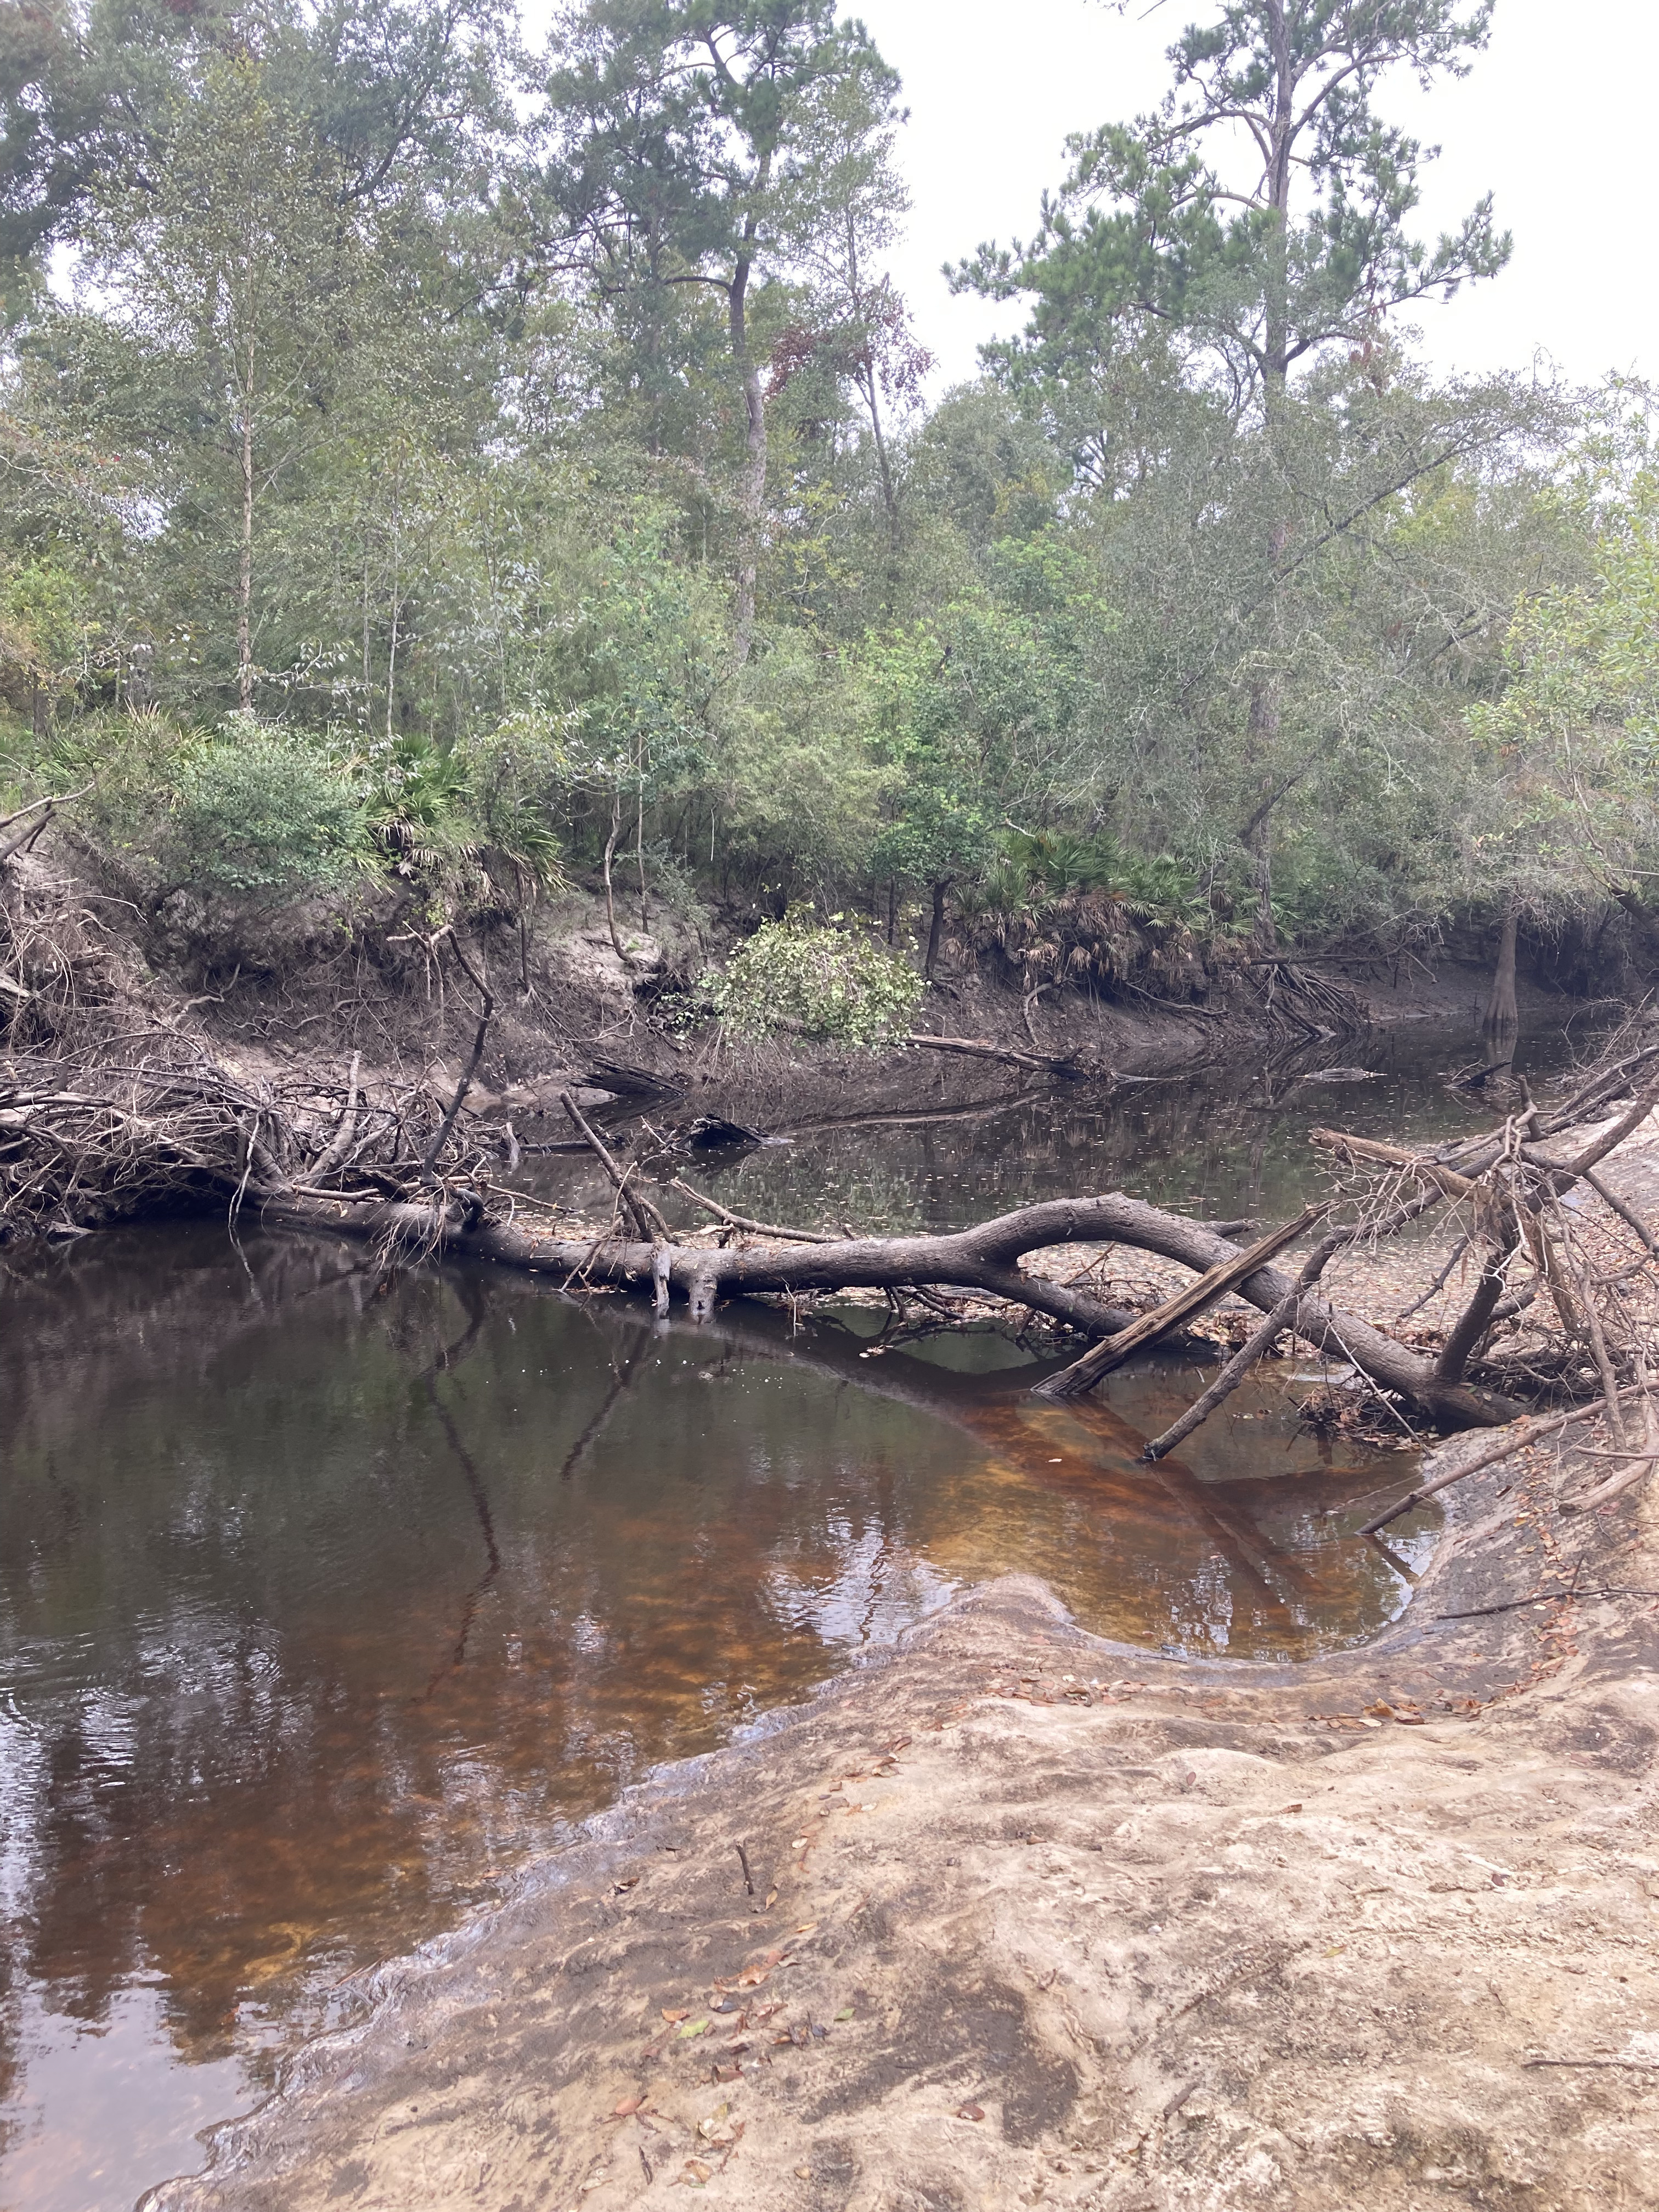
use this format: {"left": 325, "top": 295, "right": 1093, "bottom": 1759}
{"left": 5, "top": 930, "right": 1659, "bottom": 1469}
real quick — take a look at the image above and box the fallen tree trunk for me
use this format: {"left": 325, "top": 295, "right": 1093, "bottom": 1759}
{"left": 902, "top": 1032, "right": 1092, "bottom": 1077}
{"left": 1032, "top": 1204, "right": 1327, "bottom": 1400}
{"left": 258, "top": 1189, "right": 1139, "bottom": 1340}
{"left": 251, "top": 1187, "right": 1516, "bottom": 1429}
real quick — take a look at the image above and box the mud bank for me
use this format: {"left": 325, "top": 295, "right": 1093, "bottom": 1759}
{"left": 684, "top": 957, "right": 1583, "bottom": 1139}
{"left": 152, "top": 1421, "right": 1659, "bottom": 2212}
{"left": 6, "top": 838, "right": 1582, "bottom": 1150}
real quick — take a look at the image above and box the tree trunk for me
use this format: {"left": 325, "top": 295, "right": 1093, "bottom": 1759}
{"left": 925, "top": 879, "right": 948, "bottom": 979}
{"left": 249, "top": 1189, "right": 1517, "bottom": 1430}
{"left": 1243, "top": 695, "right": 1282, "bottom": 958}
{"left": 602, "top": 792, "right": 628, "bottom": 964}
{"left": 1262, "top": 0, "right": 1293, "bottom": 403}
{"left": 635, "top": 769, "right": 650, "bottom": 935}
{"left": 864, "top": 360, "right": 899, "bottom": 550}
{"left": 237, "top": 343, "right": 256, "bottom": 712}
{"left": 1485, "top": 899, "right": 1520, "bottom": 1038}
{"left": 727, "top": 174, "right": 770, "bottom": 668}
{"left": 1255, "top": 0, "right": 1294, "bottom": 924}
{"left": 732, "top": 348, "right": 766, "bottom": 664}
{"left": 1248, "top": 804, "right": 1277, "bottom": 957}
{"left": 847, "top": 217, "right": 900, "bottom": 555}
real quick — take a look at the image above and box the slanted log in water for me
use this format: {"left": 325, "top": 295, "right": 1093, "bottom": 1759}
{"left": 1032, "top": 1205, "right": 1327, "bottom": 1401}
{"left": 901, "top": 1032, "right": 1093, "bottom": 1077}
{"left": 253, "top": 1188, "right": 1516, "bottom": 1429}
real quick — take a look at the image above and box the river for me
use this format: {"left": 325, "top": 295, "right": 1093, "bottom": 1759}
{"left": 0, "top": 1017, "right": 1584, "bottom": 2211}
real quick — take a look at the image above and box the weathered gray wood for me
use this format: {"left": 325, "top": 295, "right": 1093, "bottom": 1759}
{"left": 1031, "top": 1205, "right": 1327, "bottom": 1400}
{"left": 251, "top": 1188, "right": 1514, "bottom": 1427}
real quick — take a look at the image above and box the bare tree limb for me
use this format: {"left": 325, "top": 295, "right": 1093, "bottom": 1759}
{"left": 1033, "top": 1204, "right": 1327, "bottom": 1401}
{"left": 421, "top": 938, "right": 495, "bottom": 1182}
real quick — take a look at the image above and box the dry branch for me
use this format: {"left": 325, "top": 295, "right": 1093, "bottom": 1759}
{"left": 1361, "top": 1385, "right": 1658, "bottom": 1535}
{"left": 421, "top": 936, "right": 495, "bottom": 1180}
{"left": 1032, "top": 1204, "right": 1327, "bottom": 1400}
{"left": 0, "top": 786, "right": 89, "bottom": 868}
{"left": 668, "top": 1175, "right": 835, "bottom": 1244}
{"left": 902, "top": 1032, "right": 1088, "bottom": 1076}
{"left": 558, "top": 1088, "right": 668, "bottom": 1243}
{"left": 310, "top": 1053, "right": 362, "bottom": 1183}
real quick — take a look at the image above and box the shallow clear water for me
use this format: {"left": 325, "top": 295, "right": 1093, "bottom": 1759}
{"left": 0, "top": 1017, "right": 1585, "bottom": 2210}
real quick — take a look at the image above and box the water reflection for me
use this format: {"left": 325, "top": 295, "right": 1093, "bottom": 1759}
{"left": 1, "top": 1220, "right": 1433, "bottom": 2210}
{"left": 527, "top": 1018, "right": 1589, "bottom": 1234}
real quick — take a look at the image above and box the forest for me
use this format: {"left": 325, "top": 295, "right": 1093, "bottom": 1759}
{"left": 4, "top": 0, "right": 1658, "bottom": 1040}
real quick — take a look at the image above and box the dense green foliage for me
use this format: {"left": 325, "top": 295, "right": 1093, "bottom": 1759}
{"left": 2, "top": 0, "right": 1654, "bottom": 985}
{"left": 702, "top": 906, "right": 923, "bottom": 1043}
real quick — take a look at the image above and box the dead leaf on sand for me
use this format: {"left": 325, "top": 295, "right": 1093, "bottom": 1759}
{"left": 717, "top": 1945, "right": 785, "bottom": 1994}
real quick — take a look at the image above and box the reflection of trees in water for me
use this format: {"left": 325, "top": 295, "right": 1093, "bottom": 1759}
{"left": 415, "top": 1277, "right": 503, "bottom": 1691}
{"left": 0, "top": 1228, "right": 1429, "bottom": 2121}
{"left": 0, "top": 1246, "right": 951, "bottom": 2085}
{"left": 522, "top": 1021, "right": 1594, "bottom": 1242}
{"left": 649, "top": 1082, "right": 1342, "bottom": 1234}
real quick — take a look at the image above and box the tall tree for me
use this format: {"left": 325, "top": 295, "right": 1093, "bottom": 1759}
{"left": 1068, "top": 351, "right": 1570, "bottom": 942}
{"left": 87, "top": 55, "right": 375, "bottom": 707}
{"left": 0, "top": 0, "right": 519, "bottom": 305}
{"left": 540, "top": 0, "right": 902, "bottom": 661}
{"left": 1464, "top": 464, "right": 1659, "bottom": 981}
{"left": 957, "top": 0, "right": 1509, "bottom": 414}
{"left": 781, "top": 61, "right": 927, "bottom": 554}
{"left": 0, "top": 0, "right": 207, "bottom": 296}
{"left": 957, "top": 0, "right": 1513, "bottom": 949}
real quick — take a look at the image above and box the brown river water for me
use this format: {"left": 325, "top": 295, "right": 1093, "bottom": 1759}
{"left": 0, "top": 1019, "right": 1588, "bottom": 2210}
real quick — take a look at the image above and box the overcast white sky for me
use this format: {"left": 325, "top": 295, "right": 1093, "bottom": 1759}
{"left": 848, "top": 0, "right": 1658, "bottom": 396}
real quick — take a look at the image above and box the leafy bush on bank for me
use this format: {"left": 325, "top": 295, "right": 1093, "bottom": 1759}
{"left": 6, "top": 709, "right": 570, "bottom": 925}
{"left": 702, "top": 909, "right": 924, "bottom": 1046}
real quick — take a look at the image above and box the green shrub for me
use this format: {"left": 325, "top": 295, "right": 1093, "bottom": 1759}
{"left": 167, "top": 721, "right": 369, "bottom": 896}
{"left": 703, "top": 908, "right": 923, "bottom": 1046}
{"left": 454, "top": 718, "right": 569, "bottom": 893}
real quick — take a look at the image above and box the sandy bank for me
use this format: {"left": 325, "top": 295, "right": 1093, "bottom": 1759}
{"left": 152, "top": 1415, "right": 1659, "bottom": 2212}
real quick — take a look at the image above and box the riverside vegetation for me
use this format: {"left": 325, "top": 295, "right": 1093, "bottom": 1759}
{"left": 7, "top": 0, "right": 1659, "bottom": 1448}
{"left": 16, "top": 0, "right": 1659, "bottom": 1477}
{"left": 4, "top": 0, "right": 1659, "bottom": 1026}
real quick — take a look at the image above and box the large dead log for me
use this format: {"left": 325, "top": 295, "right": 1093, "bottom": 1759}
{"left": 252, "top": 1187, "right": 1516, "bottom": 1429}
